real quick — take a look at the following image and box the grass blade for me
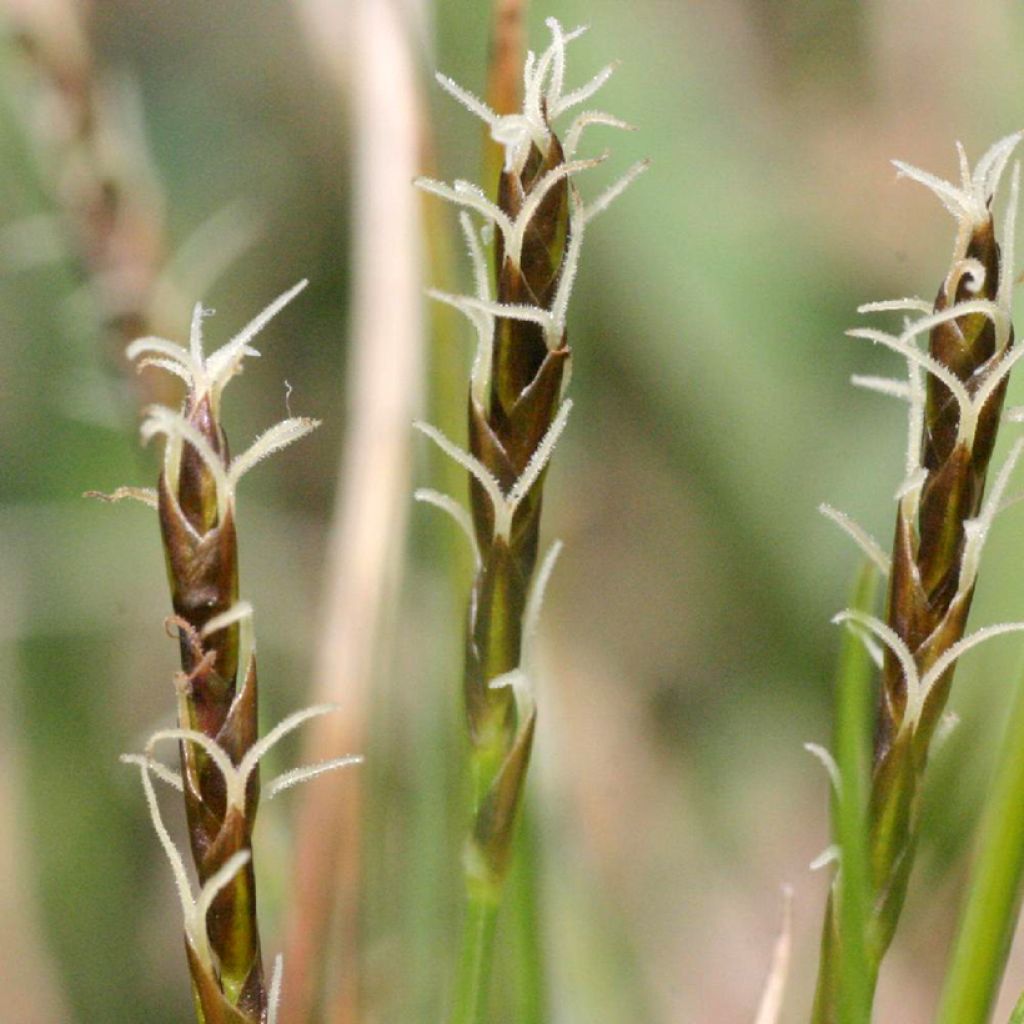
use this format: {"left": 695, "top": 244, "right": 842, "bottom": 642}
{"left": 936, "top": 652, "right": 1024, "bottom": 1024}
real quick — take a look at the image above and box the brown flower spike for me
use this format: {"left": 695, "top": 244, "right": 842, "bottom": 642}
{"left": 813, "top": 133, "right": 1024, "bottom": 1021}
{"left": 106, "top": 282, "right": 360, "bottom": 1023}
{"left": 416, "top": 16, "right": 646, "bottom": 897}
{"left": 415, "top": 19, "right": 646, "bottom": 1020}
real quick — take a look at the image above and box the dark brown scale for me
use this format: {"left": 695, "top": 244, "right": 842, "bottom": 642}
{"left": 176, "top": 393, "right": 227, "bottom": 534}
{"left": 490, "top": 134, "right": 569, "bottom": 420}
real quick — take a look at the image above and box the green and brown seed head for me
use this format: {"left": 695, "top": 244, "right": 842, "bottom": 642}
{"left": 883, "top": 161, "right": 1018, "bottom": 756}
{"left": 466, "top": 141, "right": 573, "bottom": 753}
{"left": 813, "top": 136, "right": 1024, "bottom": 1022}
{"left": 123, "top": 283, "right": 314, "bottom": 1021}
{"left": 110, "top": 284, "right": 360, "bottom": 1024}
{"left": 417, "top": 18, "right": 646, "bottom": 890}
{"left": 155, "top": 360, "right": 265, "bottom": 1018}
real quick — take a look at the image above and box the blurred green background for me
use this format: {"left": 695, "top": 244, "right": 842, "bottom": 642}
{"left": 5, "top": 1, "right": 1024, "bottom": 1022}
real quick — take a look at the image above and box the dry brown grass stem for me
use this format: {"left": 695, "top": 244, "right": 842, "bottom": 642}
{"left": 486, "top": 0, "right": 527, "bottom": 116}
{"left": 3, "top": 0, "right": 169, "bottom": 378}
{"left": 281, "top": 1, "right": 424, "bottom": 1021}
{"left": 483, "top": 0, "right": 528, "bottom": 188}
{"left": 4, "top": 0, "right": 261, "bottom": 416}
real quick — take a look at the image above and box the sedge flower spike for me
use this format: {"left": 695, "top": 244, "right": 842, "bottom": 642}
{"left": 98, "top": 286, "right": 360, "bottom": 1022}
{"left": 833, "top": 136, "right": 1023, "bottom": 748}
{"left": 415, "top": 19, "right": 644, "bottom": 1012}
{"left": 813, "top": 134, "right": 1024, "bottom": 1022}
{"left": 416, "top": 17, "right": 644, "bottom": 877}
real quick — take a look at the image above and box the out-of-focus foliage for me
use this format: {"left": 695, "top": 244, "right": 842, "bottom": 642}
{"left": 5, "top": 2, "right": 1024, "bottom": 1022}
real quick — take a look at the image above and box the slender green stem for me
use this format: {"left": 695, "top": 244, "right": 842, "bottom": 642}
{"left": 450, "top": 890, "right": 500, "bottom": 1024}
{"left": 835, "top": 566, "right": 877, "bottom": 1024}
{"left": 448, "top": 738, "right": 506, "bottom": 1024}
{"left": 812, "top": 565, "right": 879, "bottom": 1024}
{"left": 509, "top": 801, "right": 546, "bottom": 1024}
{"left": 936, "top": 654, "right": 1024, "bottom": 1024}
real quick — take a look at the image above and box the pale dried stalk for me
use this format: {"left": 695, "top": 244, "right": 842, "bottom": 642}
{"left": 482, "top": 0, "right": 528, "bottom": 190}
{"left": 280, "top": 1, "right": 424, "bottom": 1021}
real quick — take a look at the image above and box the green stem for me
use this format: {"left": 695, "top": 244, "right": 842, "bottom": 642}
{"left": 835, "top": 566, "right": 877, "bottom": 1024}
{"left": 936, "top": 655, "right": 1024, "bottom": 1024}
{"left": 450, "top": 890, "right": 500, "bottom": 1024}
{"left": 510, "top": 801, "right": 546, "bottom": 1024}
{"left": 811, "top": 564, "right": 880, "bottom": 1024}
{"left": 448, "top": 737, "right": 507, "bottom": 1024}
